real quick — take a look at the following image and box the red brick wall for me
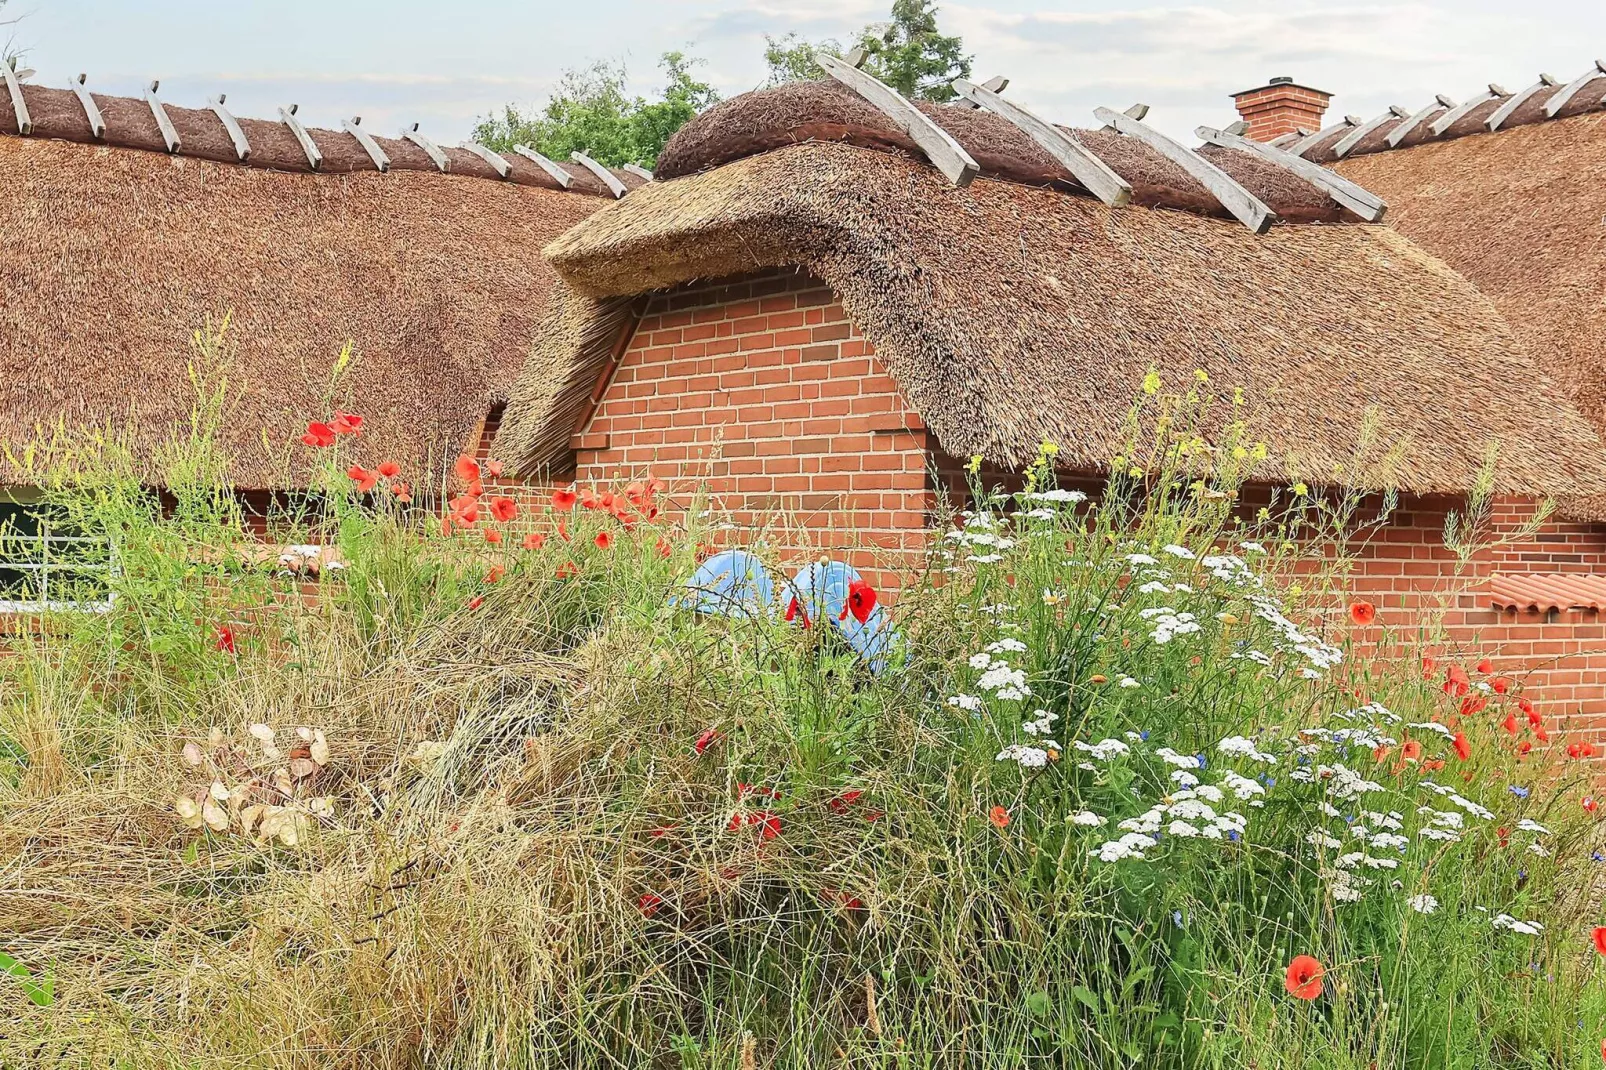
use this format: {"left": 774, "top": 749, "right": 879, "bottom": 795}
{"left": 512, "top": 269, "right": 937, "bottom": 591}
{"left": 1335, "top": 493, "right": 1606, "bottom": 750}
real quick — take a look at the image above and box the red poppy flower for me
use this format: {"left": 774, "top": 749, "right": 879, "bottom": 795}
{"left": 440, "top": 517, "right": 453, "bottom": 537}
{"left": 637, "top": 892, "right": 663, "bottom": 918}
{"left": 1348, "top": 600, "right": 1376, "bottom": 626}
{"left": 490, "top": 496, "right": 518, "bottom": 523}
{"left": 649, "top": 824, "right": 675, "bottom": 838}
{"left": 522, "top": 532, "right": 546, "bottom": 552}
{"left": 1443, "top": 665, "right": 1470, "bottom": 698}
{"left": 214, "top": 625, "right": 236, "bottom": 654}
{"left": 463, "top": 478, "right": 484, "bottom": 499}
{"left": 989, "top": 805, "right": 1010, "bottom": 829}
{"left": 552, "top": 487, "right": 578, "bottom": 511}
{"left": 726, "top": 812, "right": 744, "bottom": 832}
{"left": 580, "top": 488, "right": 599, "bottom": 510}
{"left": 1476, "top": 657, "right": 1493, "bottom": 674}
{"left": 1460, "top": 695, "right": 1487, "bottom": 718}
{"left": 595, "top": 530, "right": 613, "bottom": 550}
{"left": 1402, "top": 739, "right": 1422, "bottom": 762}
{"left": 1452, "top": 732, "right": 1472, "bottom": 761}
{"left": 1284, "top": 955, "right": 1324, "bottom": 1000}
{"left": 828, "top": 789, "right": 864, "bottom": 813}
{"left": 450, "top": 496, "right": 480, "bottom": 525}
{"left": 748, "top": 811, "right": 782, "bottom": 840}
{"left": 1517, "top": 741, "right": 1533, "bottom": 757}
{"left": 648, "top": 476, "right": 666, "bottom": 496}
{"left": 556, "top": 561, "right": 578, "bottom": 579}
{"left": 839, "top": 578, "right": 878, "bottom": 624}
{"left": 1490, "top": 676, "right": 1509, "bottom": 695}
{"left": 1586, "top": 796, "right": 1598, "bottom": 813}
{"left": 485, "top": 460, "right": 503, "bottom": 478}
{"left": 377, "top": 460, "right": 401, "bottom": 479}
{"left": 1372, "top": 744, "right": 1392, "bottom": 763}
{"left": 454, "top": 455, "right": 480, "bottom": 483}
{"left": 467, "top": 595, "right": 485, "bottom": 610}
{"left": 301, "top": 421, "right": 336, "bottom": 448}
{"left": 1520, "top": 698, "right": 1540, "bottom": 725}
{"left": 1498, "top": 827, "right": 1510, "bottom": 847}
{"left": 625, "top": 481, "right": 646, "bottom": 504}
{"left": 1502, "top": 713, "right": 1519, "bottom": 736}
{"left": 1536, "top": 725, "right": 1551, "bottom": 744}
{"left": 693, "top": 728, "right": 720, "bottom": 755}
{"left": 391, "top": 482, "right": 412, "bottom": 503}
{"left": 484, "top": 528, "right": 503, "bottom": 545}
{"left": 864, "top": 809, "right": 885, "bottom": 822}
{"left": 347, "top": 464, "right": 379, "bottom": 493}
{"left": 1421, "top": 655, "right": 1437, "bottom": 678}
{"left": 1422, "top": 758, "right": 1446, "bottom": 772}
{"left": 655, "top": 537, "right": 672, "bottom": 558}
{"left": 485, "top": 566, "right": 505, "bottom": 584}
{"left": 558, "top": 520, "right": 571, "bottom": 541}
{"left": 785, "top": 596, "right": 811, "bottom": 629}
{"left": 331, "top": 411, "right": 363, "bottom": 436}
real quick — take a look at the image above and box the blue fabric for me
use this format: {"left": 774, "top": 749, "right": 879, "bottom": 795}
{"left": 674, "top": 552, "right": 900, "bottom": 674}
{"left": 787, "top": 561, "right": 897, "bottom": 674}
{"left": 676, "top": 549, "right": 775, "bottom": 620}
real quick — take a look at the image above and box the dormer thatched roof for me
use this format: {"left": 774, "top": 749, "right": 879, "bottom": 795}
{"left": 493, "top": 84, "right": 1606, "bottom": 498}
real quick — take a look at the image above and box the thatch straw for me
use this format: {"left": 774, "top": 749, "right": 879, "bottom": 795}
{"left": 1336, "top": 106, "right": 1606, "bottom": 515}
{"left": 496, "top": 141, "right": 1606, "bottom": 498}
{"left": 2, "top": 81, "right": 646, "bottom": 196}
{"left": 0, "top": 133, "right": 605, "bottom": 488}
{"left": 656, "top": 81, "right": 1348, "bottom": 223}
{"left": 1304, "top": 76, "right": 1605, "bottom": 163}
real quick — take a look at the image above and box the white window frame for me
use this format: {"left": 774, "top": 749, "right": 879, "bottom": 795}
{"left": 0, "top": 514, "right": 117, "bottom": 615}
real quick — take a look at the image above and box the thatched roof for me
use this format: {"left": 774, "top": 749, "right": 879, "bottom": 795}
{"left": 1297, "top": 64, "right": 1606, "bottom": 164}
{"left": 656, "top": 80, "right": 1346, "bottom": 223}
{"left": 1331, "top": 84, "right": 1606, "bottom": 517}
{"left": 495, "top": 133, "right": 1606, "bottom": 498}
{"left": 0, "top": 80, "right": 632, "bottom": 489}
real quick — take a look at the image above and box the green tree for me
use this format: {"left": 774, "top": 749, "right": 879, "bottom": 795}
{"left": 471, "top": 51, "right": 717, "bottom": 169}
{"left": 763, "top": 0, "right": 971, "bottom": 103}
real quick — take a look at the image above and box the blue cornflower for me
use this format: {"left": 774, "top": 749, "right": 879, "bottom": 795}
{"left": 1594, "top": 851, "right": 1606, "bottom": 864}
{"left": 1139, "top": 730, "right": 1150, "bottom": 742}
{"left": 1509, "top": 785, "right": 1530, "bottom": 798}
{"left": 1172, "top": 910, "right": 1184, "bottom": 928}
{"left": 1195, "top": 753, "right": 1207, "bottom": 770}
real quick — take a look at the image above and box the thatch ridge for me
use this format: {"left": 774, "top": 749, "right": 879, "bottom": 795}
{"left": 495, "top": 141, "right": 1606, "bottom": 499}
{"left": 1301, "top": 68, "right": 1606, "bottom": 163}
{"left": 656, "top": 81, "right": 1349, "bottom": 224}
{"left": 0, "top": 134, "right": 604, "bottom": 489}
{"left": 1, "top": 79, "right": 646, "bottom": 197}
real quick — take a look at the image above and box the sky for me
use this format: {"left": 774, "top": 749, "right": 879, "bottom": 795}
{"left": 8, "top": 0, "right": 1606, "bottom": 144}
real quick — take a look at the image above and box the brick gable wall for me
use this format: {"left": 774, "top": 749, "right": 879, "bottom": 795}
{"left": 477, "top": 269, "right": 938, "bottom": 592}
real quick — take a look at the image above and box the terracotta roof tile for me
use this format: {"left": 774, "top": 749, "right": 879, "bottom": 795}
{"left": 1490, "top": 573, "right": 1606, "bottom": 612}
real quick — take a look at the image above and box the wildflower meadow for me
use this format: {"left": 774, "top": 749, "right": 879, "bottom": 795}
{"left": 2, "top": 348, "right": 1606, "bottom": 1068}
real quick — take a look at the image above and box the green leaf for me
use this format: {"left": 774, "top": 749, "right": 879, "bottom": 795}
{"left": 1024, "top": 990, "right": 1052, "bottom": 1017}
{"left": 1070, "top": 985, "right": 1101, "bottom": 1014}
{"left": 0, "top": 950, "right": 55, "bottom": 1007}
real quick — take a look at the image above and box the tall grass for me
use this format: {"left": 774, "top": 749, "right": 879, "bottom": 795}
{"left": 1, "top": 366, "right": 1604, "bottom": 1069}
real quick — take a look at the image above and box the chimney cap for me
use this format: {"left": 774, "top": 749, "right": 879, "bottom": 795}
{"left": 1230, "top": 77, "right": 1332, "bottom": 99}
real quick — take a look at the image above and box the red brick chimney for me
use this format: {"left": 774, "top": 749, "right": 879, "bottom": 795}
{"left": 1230, "top": 76, "right": 1332, "bottom": 142}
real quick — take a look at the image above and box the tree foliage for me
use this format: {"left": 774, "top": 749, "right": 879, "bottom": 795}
{"left": 764, "top": 0, "right": 971, "bottom": 102}
{"left": 471, "top": 51, "right": 717, "bottom": 169}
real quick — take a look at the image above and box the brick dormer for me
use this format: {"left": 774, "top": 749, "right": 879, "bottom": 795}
{"left": 1230, "top": 76, "right": 1332, "bottom": 142}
